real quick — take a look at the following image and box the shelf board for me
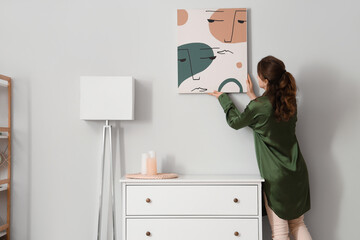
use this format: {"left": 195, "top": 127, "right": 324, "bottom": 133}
{"left": 0, "top": 224, "right": 8, "bottom": 233}
{"left": 0, "top": 128, "right": 10, "bottom": 132}
{"left": 0, "top": 128, "right": 9, "bottom": 139}
{"left": 0, "top": 184, "right": 7, "bottom": 192}
{"left": 0, "top": 231, "right": 6, "bottom": 237}
{"left": 0, "top": 136, "right": 8, "bottom": 139}
{"left": 0, "top": 179, "right": 9, "bottom": 185}
{"left": 0, "top": 79, "right": 8, "bottom": 87}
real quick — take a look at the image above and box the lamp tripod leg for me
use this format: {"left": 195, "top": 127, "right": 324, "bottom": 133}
{"left": 97, "top": 124, "right": 107, "bottom": 240}
{"left": 109, "top": 124, "right": 117, "bottom": 240}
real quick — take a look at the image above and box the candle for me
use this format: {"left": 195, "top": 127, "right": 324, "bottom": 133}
{"left": 146, "top": 151, "right": 157, "bottom": 175}
{"left": 141, "top": 153, "right": 149, "bottom": 175}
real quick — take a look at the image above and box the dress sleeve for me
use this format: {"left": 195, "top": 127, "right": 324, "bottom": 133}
{"left": 218, "top": 93, "right": 257, "bottom": 130}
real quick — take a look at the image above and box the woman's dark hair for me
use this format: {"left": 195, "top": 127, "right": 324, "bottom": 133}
{"left": 257, "top": 56, "right": 297, "bottom": 122}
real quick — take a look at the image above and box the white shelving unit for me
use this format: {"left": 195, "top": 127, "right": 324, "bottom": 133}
{"left": 0, "top": 74, "right": 11, "bottom": 240}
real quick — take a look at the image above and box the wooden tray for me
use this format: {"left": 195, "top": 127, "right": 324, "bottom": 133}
{"left": 125, "top": 173, "right": 179, "bottom": 179}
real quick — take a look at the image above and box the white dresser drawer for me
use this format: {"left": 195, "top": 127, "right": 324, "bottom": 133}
{"left": 126, "top": 185, "right": 258, "bottom": 215}
{"left": 127, "top": 218, "right": 258, "bottom": 240}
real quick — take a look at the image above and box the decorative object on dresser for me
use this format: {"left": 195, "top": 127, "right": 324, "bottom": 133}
{"left": 0, "top": 74, "right": 11, "bottom": 240}
{"left": 120, "top": 174, "right": 264, "bottom": 240}
{"left": 126, "top": 150, "right": 179, "bottom": 179}
{"left": 80, "top": 76, "right": 135, "bottom": 240}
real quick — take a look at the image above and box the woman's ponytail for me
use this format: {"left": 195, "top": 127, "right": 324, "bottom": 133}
{"left": 257, "top": 56, "right": 297, "bottom": 122}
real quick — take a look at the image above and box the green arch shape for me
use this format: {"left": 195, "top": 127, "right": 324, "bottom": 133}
{"left": 218, "top": 78, "right": 243, "bottom": 93}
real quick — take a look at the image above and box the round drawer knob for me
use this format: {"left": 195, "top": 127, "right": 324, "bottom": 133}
{"left": 146, "top": 198, "right": 151, "bottom": 203}
{"left": 233, "top": 198, "right": 239, "bottom": 203}
{"left": 234, "top": 231, "right": 240, "bottom": 236}
{"left": 146, "top": 231, "right": 151, "bottom": 236}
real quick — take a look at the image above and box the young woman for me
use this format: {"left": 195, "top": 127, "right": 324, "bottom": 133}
{"left": 208, "top": 56, "right": 312, "bottom": 240}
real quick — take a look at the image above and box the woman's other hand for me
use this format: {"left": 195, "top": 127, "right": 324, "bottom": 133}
{"left": 207, "top": 90, "right": 224, "bottom": 99}
{"left": 246, "top": 74, "right": 257, "bottom": 100}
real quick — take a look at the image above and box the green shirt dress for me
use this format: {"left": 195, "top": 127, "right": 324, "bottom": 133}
{"left": 218, "top": 93, "right": 311, "bottom": 220}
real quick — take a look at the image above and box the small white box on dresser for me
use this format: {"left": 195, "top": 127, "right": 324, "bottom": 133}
{"left": 120, "top": 174, "right": 264, "bottom": 240}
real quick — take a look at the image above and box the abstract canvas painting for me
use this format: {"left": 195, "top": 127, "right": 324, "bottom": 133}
{"left": 177, "top": 8, "right": 247, "bottom": 94}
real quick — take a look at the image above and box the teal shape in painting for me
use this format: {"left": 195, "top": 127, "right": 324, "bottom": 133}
{"left": 218, "top": 78, "right": 243, "bottom": 93}
{"left": 178, "top": 42, "right": 216, "bottom": 87}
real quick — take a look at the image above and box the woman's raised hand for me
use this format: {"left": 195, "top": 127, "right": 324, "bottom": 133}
{"left": 208, "top": 75, "right": 256, "bottom": 100}
{"left": 207, "top": 90, "right": 224, "bottom": 99}
{"left": 246, "top": 74, "right": 257, "bottom": 100}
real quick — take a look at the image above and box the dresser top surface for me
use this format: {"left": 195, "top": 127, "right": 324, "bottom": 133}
{"left": 119, "top": 174, "right": 264, "bottom": 183}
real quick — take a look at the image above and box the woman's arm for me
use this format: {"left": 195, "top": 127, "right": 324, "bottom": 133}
{"left": 207, "top": 74, "right": 258, "bottom": 129}
{"left": 217, "top": 93, "right": 257, "bottom": 130}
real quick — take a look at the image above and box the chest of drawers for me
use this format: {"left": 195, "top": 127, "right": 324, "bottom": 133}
{"left": 120, "top": 174, "right": 264, "bottom": 240}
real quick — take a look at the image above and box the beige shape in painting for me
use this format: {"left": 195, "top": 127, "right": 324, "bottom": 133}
{"left": 208, "top": 8, "right": 247, "bottom": 43}
{"left": 177, "top": 9, "right": 188, "bottom": 26}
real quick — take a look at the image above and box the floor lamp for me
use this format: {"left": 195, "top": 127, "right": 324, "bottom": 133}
{"left": 80, "top": 76, "right": 135, "bottom": 240}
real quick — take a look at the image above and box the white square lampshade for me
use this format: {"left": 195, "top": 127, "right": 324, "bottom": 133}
{"left": 80, "top": 76, "right": 135, "bottom": 120}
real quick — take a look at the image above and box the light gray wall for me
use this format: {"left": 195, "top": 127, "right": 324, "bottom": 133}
{"left": 0, "top": 0, "right": 359, "bottom": 239}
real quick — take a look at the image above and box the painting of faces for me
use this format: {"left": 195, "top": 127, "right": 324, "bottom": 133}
{"left": 177, "top": 8, "right": 247, "bottom": 93}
